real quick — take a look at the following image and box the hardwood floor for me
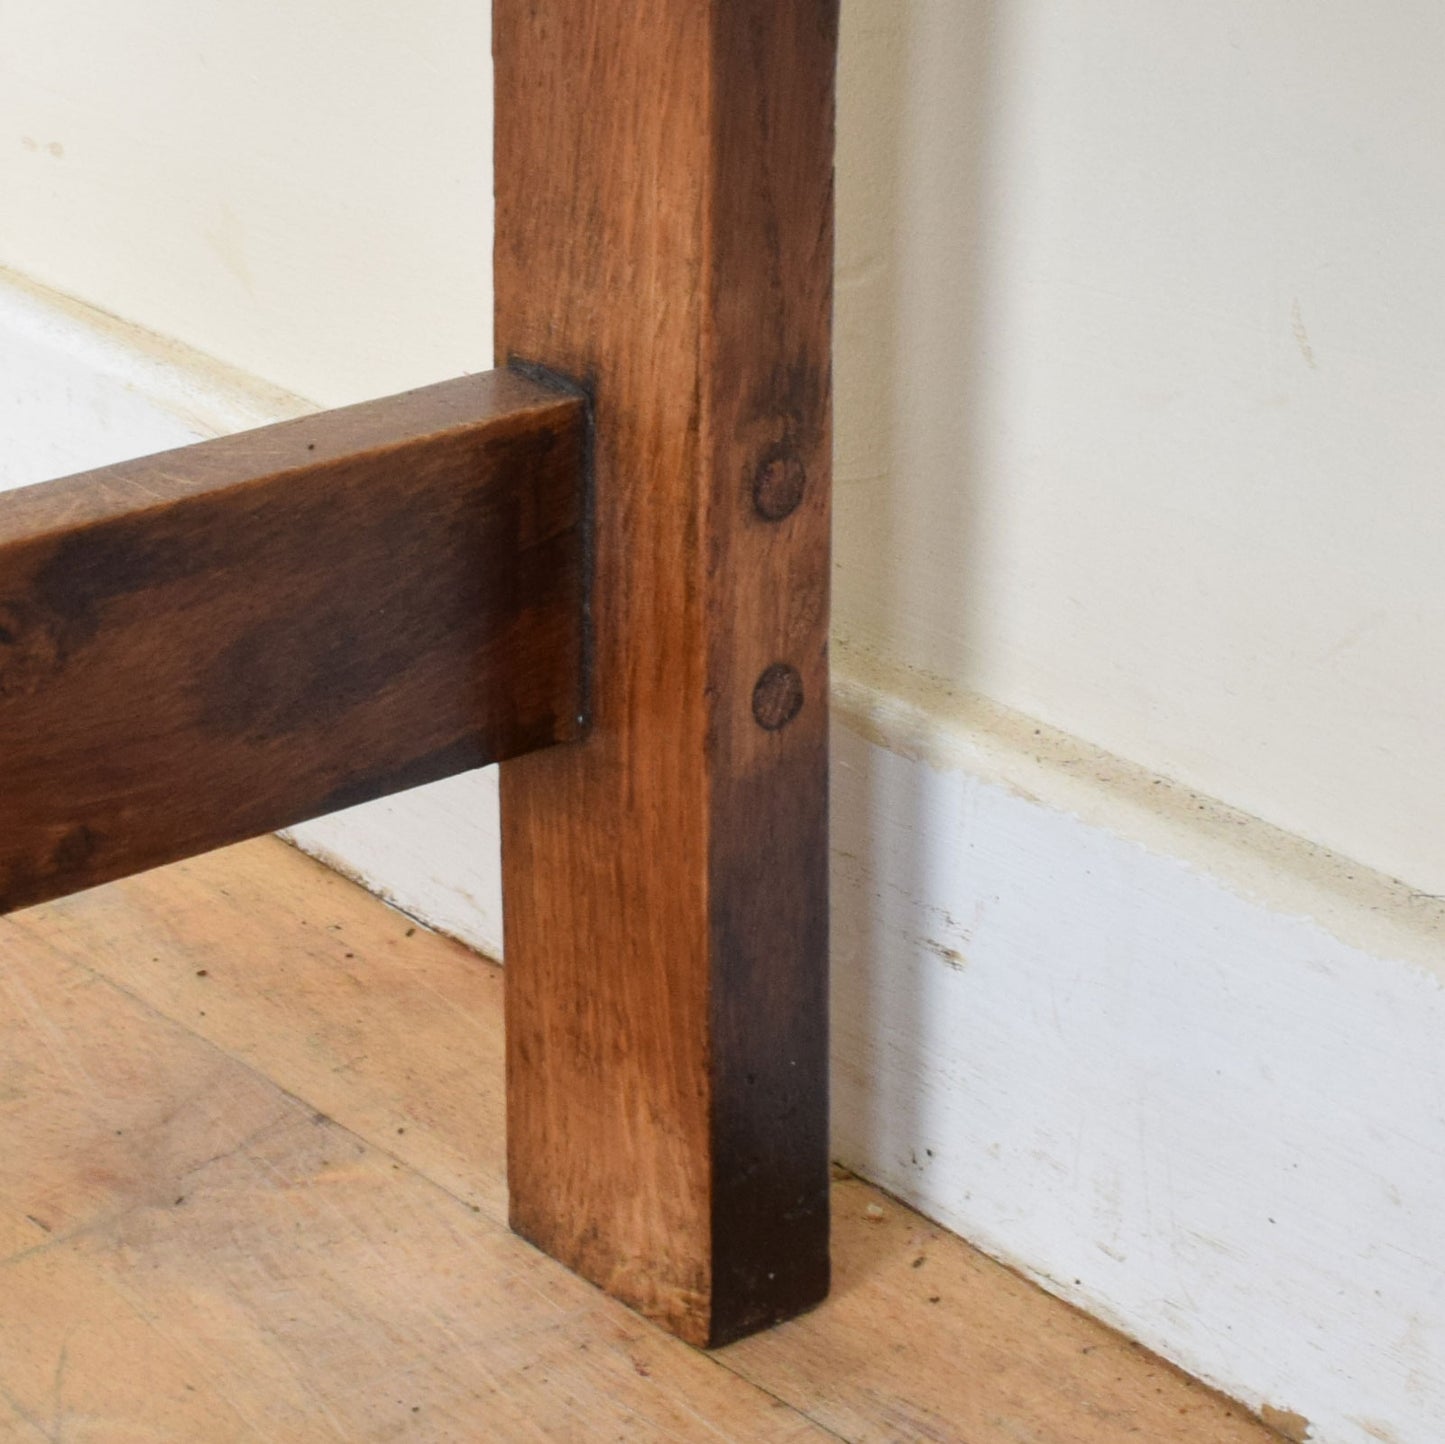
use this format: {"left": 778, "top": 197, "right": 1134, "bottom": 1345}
{"left": 0, "top": 838, "right": 1278, "bottom": 1442}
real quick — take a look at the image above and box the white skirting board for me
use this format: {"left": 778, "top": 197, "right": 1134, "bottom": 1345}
{"left": 829, "top": 653, "right": 1445, "bottom": 1444}
{"left": 6, "top": 269, "right": 1445, "bottom": 1444}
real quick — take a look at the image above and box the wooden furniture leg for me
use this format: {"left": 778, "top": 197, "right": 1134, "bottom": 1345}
{"left": 495, "top": 0, "right": 838, "bottom": 1346}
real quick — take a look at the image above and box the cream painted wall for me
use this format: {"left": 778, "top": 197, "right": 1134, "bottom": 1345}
{"left": 0, "top": 0, "right": 493, "bottom": 408}
{"left": 4, "top": 1, "right": 1438, "bottom": 895}
{"left": 834, "top": 1, "right": 1445, "bottom": 898}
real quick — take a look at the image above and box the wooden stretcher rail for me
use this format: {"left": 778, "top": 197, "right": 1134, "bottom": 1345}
{"left": 0, "top": 368, "right": 588, "bottom": 914}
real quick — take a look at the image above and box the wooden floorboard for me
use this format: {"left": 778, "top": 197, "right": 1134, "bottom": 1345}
{"left": 0, "top": 838, "right": 1280, "bottom": 1443}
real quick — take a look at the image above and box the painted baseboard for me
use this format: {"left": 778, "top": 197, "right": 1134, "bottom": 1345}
{"left": 7, "top": 268, "right": 1444, "bottom": 1444}
{"left": 830, "top": 648, "right": 1445, "bottom": 1444}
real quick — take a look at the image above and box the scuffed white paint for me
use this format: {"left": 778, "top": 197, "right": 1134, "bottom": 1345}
{"left": 831, "top": 688, "right": 1445, "bottom": 1444}
{"left": 283, "top": 771, "right": 504, "bottom": 959}
{"left": 9, "top": 269, "right": 1445, "bottom": 1444}
{"left": 833, "top": 641, "right": 1445, "bottom": 989}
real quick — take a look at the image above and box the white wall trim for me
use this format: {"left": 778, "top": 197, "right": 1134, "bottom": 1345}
{"left": 829, "top": 650, "right": 1445, "bottom": 1444}
{"left": 0, "top": 265, "right": 314, "bottom": 443}
{"left": 834, "top": 640, "right": 1445, "bottom": 988}
{"left": 8, "top": 269, "right": 1445, "bottom": 1444}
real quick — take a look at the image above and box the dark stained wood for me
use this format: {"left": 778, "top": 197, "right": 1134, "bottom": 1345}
{"left": 0, "top": 369, "right": 587, "bottom": 913}
{"left": 495, "top": 1, "right": 837, "bottom": 1345}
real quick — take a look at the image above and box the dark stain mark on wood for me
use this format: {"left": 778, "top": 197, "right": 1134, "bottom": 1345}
{"left": 752, "top": 443, "right": 807, "bottom": 522}
{"left": 751, "top": 663, "right": 805, "bottom": 732}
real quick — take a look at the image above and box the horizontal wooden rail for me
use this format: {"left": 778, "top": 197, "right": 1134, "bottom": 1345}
{"left": 0, "top": 368, "right": 587, "bottom": 914}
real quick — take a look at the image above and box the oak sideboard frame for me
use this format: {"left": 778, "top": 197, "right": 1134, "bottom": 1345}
{"left": 0, "top": 1, "right": 837, "bottom": 1348}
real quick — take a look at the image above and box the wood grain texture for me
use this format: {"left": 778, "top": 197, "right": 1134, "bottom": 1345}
{"left": 0, "top": 837, "right": 1282, "bottom": 1444}
{"left": 495, "top": 1, "right": 837, "bottom": 1345}
{"left": 0, "top": 369, "right": 586, "bottom": 913}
